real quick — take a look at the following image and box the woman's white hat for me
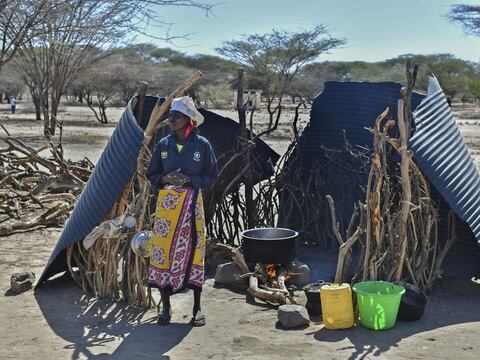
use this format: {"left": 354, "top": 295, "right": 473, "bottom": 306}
{"left": 171, "top": 96, "right": 204, "bottom": 126}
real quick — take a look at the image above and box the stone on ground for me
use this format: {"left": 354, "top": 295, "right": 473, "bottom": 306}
{"left": 278, "top": 304, "right": 310, "bottom": 328}
{"left": 290, "top": 263, "right": 311, "bottom": 287}
{"left": 10, "top": 272, "right": 35, "bottom": 293}
{"left": 214, "top": 262, "right": 247, "bottom": 288}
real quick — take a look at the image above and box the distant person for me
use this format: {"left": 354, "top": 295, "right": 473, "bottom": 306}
{"left": 9, "top": 96, "right": 16, "bottom": 114}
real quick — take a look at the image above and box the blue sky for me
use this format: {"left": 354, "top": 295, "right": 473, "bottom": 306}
{"left": 137, "top": 0, "right": 480, "bottom": 62}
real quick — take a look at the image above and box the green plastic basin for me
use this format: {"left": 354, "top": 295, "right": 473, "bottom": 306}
{"left": 352, "top": 281, "right": 405, "bottom": 330}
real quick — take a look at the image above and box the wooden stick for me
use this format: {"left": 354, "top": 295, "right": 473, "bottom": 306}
{"left": 326, "top": 195, "right": 344, "bottom": 246}
{"left": 335, "top": 227, "right": 363, "bottom": 283}
{"left": 133, "top": 82, "right": 148, "bottom": 122}
{"left": 395, "top": 99, "right": 412, "bottom": 281}
{"left": 278, "top": 270, "right": 296, "bottom": 304}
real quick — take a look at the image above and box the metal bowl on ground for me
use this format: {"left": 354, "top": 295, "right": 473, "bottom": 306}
{"left": 395, "top": 281, "right": 427, "bottom": 321}
{"left": 241, "top": 228, "right": 299, "bottom": 264}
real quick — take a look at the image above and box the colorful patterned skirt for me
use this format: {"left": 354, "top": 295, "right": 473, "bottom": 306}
{"left": 148, "top": 185, "right": 206, "bottom": 293}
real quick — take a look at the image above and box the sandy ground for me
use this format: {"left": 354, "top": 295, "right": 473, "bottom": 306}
{"left": 1, "top": 230, "right": 480, "bottom": 360}
{"left": 1, "top": 100, "right": 480, "bottom": 359}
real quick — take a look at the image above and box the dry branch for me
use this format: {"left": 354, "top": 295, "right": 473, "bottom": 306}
{"left": 0, "top": 128, "right": 93, "bottom": 235}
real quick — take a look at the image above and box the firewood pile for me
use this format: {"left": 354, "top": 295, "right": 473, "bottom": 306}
{"left": 0, "top": 125, "right": 93, "bottom": 236}
{"left": 329, "top": 63, "right": 455, "bottom": 291}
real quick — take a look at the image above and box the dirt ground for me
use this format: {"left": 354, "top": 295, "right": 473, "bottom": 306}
{"left": 1, "top": 100, "right": 480, "bottom": 359}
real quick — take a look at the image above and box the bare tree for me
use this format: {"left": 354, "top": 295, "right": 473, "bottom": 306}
{"left": 216, "top": 26, "right": 345, "bottom": 128}
{"left": 0, "top": 0, "right": 56, "bottom": 72}
{"left": 76, "top": 60, "right": 122, "bottom": 124}
{"left": 449, "top": 4, "right": 480, "bottom": 36}
{"left": 14, "top": 0, "right": 122, "bottom": 135}
{"left": 11, "top": 0, "right": 214, "bottom": 135}
{"left": 74, "top": 53, "right": 147, "bottom": 123}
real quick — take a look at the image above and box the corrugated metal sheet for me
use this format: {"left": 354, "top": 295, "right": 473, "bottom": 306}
{"left": 305, "top": 81, "right": 424, "bottom": 150}
{"left": 410, "top": 76, "right": 480, "bottom": 244}
{"left": 280, "top": 79, "right": 479, "bottom": 273}
{"left": 430, "top": 185, "right": 480, "bottom": 276}
{"left": 37, "top": 98, "right": 146, "bottom": 284}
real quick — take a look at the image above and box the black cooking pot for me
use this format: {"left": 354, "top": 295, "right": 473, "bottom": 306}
{"left": 303, "top": 281, "right": 329, "bottom": 316}
{"left": 241, "top": 228, "right": 298, "bottom": 264}
{"left": 304, "top": 281, "right": 329, "bottom": 303}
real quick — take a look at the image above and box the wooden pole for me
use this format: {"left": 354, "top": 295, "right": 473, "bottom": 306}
{"left": 133, "top": 81, "right": 148, "bottom": 122}
{"left": 237, "top": 68, "right": 247, "bottom": 140}
{"left": 403, "top": 60, "right": 419, "bottom": 139}
{"left": 394, "top": 61, "right": 417, "bottom": 281}
{"left": 395, "top": 98, "right": 412, "bottom": 281}
{"left": 237, "top": 68, "right": 255, "bottom": 229}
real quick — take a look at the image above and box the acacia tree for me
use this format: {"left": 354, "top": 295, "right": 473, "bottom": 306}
{"left": 216, "top": 26, "right": 345, "bottom": 128}
{"left": 449, "top": 4, "right": 480, "bottom": 101}
{"left": 74, "top": 52, "right": 150, "bottom": 123}
{"left": 75, "top": 59, "right": 124, "bottom": 124}
{"left": 14, "top": 0, "right": 126, "bottom": 135}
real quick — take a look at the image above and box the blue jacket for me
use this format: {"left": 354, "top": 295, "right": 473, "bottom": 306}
{"left": 146, "top": 132, "right": 218, "bottom": 190}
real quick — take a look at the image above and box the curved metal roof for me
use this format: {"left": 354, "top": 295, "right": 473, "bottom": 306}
{"left": 37, "top": 98, "right": 145, "bottom": 284}
{"left": 410, "top": 76, "right": 480, "bottom": 244}
{"left": 37, "top": 96, "right": 279, "bottom": 285}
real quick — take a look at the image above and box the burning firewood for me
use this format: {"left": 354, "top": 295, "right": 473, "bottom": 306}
{"left": 247, "top": 263, "right": 297, "bottom": 306}
{"left": 207, "top": 242, "right": 298, "bottom": 306}
{"left": 247, "top": 275, "right": 287, "bottom": 305}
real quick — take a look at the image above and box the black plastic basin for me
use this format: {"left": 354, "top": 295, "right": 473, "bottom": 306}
{"left": 241, "top": 228, "right": 298, "bottom": 264}
{"left": 395, "top": 281, "right": 427, "bottom": 321}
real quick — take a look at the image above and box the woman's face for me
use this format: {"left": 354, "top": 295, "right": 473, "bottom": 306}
{"left": 168, "top": 110, "right": 189, "bottom": 132}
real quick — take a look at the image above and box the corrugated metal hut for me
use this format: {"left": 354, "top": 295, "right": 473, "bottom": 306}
{"left": 37, "top": 96, "right": 279, "bottom": 285}
{"left": 281, "top": 80, "right": 480, "bottom": 277}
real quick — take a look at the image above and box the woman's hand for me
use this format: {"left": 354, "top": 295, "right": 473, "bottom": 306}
{"left": 161, "top": 174, "right": 181, "bottom": 186}
{"left": 161, "top": 170, "right": 190, "bottom": 186}
{"left": 175, "top": 172, "right": 191, "bottom": 185}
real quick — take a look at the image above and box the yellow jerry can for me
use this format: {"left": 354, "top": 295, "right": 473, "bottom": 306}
{"left": 320, "top": 283, "right": 354, "bottom": 329}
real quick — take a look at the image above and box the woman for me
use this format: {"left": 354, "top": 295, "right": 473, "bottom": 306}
{"left": 146, "top": 96, "right": 218, "bottom": 327}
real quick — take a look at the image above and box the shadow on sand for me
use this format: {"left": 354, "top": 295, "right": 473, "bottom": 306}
{"left": 35, "top": 274, "right": 191, "bottom": 360}
{"left": 313, "top": 278, "right": 480, "bottom": 360}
